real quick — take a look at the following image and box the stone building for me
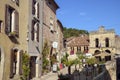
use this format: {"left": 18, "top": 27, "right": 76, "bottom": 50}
{"left": 43, "top": 0, "right": 63, "bottom": 66}
{"left": 0, "top": 0, "right": 43, "bottom": 79}
{"left": 56, "top": 20, "right": 64, "bottom": 63}
{"left": 115, "top": 35, "right": 120, "bottom": 54}
{"left": 66, "top": 34, "right": 89, "bottom": 59}
{"left": 89, "top": 26, "right": 116, "bottom": 61}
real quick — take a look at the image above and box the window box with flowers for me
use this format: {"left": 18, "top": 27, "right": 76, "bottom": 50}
{"left": 8, "top": 31, "right": 18, "bottom": 37}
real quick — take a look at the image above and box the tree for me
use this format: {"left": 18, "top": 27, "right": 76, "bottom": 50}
{"left": 63, "top": 27, "right": 89, "bottom": 38}
{"left": 76, "top": 51, "right": 86, "bottom": 68}
{"left": 73, "top": 59, "right": 80, "bottom": 70}
{"left": 86, "top": 57, "right": 98, "bottom": 65}
{"left": 61, "top": 53, "right": 74, "bottom": 75}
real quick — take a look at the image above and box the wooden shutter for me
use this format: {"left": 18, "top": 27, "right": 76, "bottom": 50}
{"left": 31, "top": 20, "right": 35, "bottom": 40}
{"left": 19, "top": 51, "right": 22, "bottom": 75}
{"left": 37, "top": 23, "right": 39, "bottom": 42}
{"left": 36, "top": 3, "right": 39, "bottom": 18}
{"left": 5, "top": 5, "right": 11, "bottom": 34}
{"left": 32, "top": 0, "right": 35, "bottom": 14}
{"left": 9, "top": 49, "right": 14, "bottom": 78}
{"left": 15, "top": 11, "right": 19, "bottom": 36}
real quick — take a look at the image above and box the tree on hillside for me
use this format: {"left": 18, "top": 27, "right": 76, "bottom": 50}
{"left": 63, "top": 27, "right": 89, "bottom": 38}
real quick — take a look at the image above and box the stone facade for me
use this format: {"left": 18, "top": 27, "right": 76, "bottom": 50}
{"left": 0, "top": 0, "right": 63, "bottom": 79}
{"left": 66, "top": 35, "right": 89, "bottom": 59}
{"left": 43, "top": 0, "right": 63, "bottom": 62}
{"left": 0, "top": 0, "right": 43, "bottom": 79}
{"left": 115, "top": 35, "right": 120, "bottom": 54}
{"left": 89, "top": 26, "right": 116, "bottom": 61}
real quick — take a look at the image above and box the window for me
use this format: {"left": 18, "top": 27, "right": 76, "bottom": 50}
{"left": 31, "top": 20, "right": 35, "bottom": 40}
{"left": 50, "top": 17, "right": 54, "bottom": 32}
{"left": 10, "top": 49, "right": 18, "bottom": 78}
{"left": 31, "top": 20, "right": 39, "bottom": 42}
{"left": 5, "top": 5, "right": 19, "bottom": 36}
{"left": 105, "top": 38, "right": 109, "bottom": 47}
{"left": 70, "top": 47, "right": 74, "bottom": 55}
{"left": 34, "top": 23, "right": 39, "bottom": 42}
{"left": 35, "top": 2, "right": 39, "bottom": 18}
{"left": 77, "top": 47, "right": 81, "bottom": 51}
{"left": 95, "top": 38, "right": 99, "bottom": 48}
{"left": 0, "top": 20, "right": 3, "bottom": 33}
{"left": 32, "top": 0, "right": 36, "bottom": 15}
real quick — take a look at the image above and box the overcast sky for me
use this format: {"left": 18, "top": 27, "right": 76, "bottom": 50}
{"left": 55, "top": 0, "right": 120, "bottom": 35}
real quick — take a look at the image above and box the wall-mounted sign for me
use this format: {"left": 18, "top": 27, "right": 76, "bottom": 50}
{"left": 52, "top": 42, "right": 58, "bottom": 48}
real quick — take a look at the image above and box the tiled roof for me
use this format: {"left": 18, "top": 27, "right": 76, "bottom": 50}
{"left": 66, "top": 35, "right": 89, "bottom": 47}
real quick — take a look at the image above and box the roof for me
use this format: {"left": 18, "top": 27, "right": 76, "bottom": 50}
{"left": 66, "top": 35, "right": 89, "bottom": 47}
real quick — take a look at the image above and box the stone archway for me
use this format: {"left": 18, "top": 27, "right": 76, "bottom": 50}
{"left": 0, "top": 46, "right": 4, "bottom": 80}
{"left": 94, "top": 50, "right": 101, "bottom": 55}
{"left": 105, "top": 49, "right": 111, "bottom": 53}
{"left": 105, "top": 49, "right": 111, "bottom": 61}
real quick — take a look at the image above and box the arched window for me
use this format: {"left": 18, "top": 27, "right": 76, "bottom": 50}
{"left": 105, "top": 38, "right": 109, "bottom": 47}
{"left": 95, "top": 38, "right": 99, "bottom": 48}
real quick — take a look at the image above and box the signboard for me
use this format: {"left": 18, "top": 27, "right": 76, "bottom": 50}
{"left": 52, "top": 42, "right": 58, "bottom": 48}
{"left": 53, "top": 64, "right": 57, "bottom": 72}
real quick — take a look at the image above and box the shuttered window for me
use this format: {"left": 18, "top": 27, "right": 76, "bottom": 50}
{"left": 37, "top": 23, "right": 39, "bottom": 42}
{"left": 5, "top": 5, "right": 19, "bottom": 36}
{"left": 10, "top": 49, "right": 14, "bottom": 78}
{"left": 32, "top": 0, "right": 36, "bottom": 14}
{"left": 34, "top": 23, "right": 39, "bottom": 42}
{"left": 31, "top": 20, "right": 35, "bottom": 40}
{"left": 35, "top": 2, "right": 39, "bottom": 18}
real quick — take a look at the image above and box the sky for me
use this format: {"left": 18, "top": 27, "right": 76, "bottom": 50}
{"left": 55, "top": 0, "right": 120, "bottom": 35}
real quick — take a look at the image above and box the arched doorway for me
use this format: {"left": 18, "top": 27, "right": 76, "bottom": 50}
{"left": 105, "top": 49, "right": 111, "bottom": 61}
{"left": 94, "top": 50, "right": 101, "bottom": 55}
{"left": 94, "top": 50, "right": 101, "bottom": 61}
{"left": 105, "top": 50, "right": 111, "bottom": 53}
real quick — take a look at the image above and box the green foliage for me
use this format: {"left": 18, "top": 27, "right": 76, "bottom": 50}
{"left": 61, "top": 53, "right": 74, "bottom": 66}
{"left": 21, "top": 53, "right": 30, "bottom": 80}
{"left": 63, "top": 27, "right": 89, "bottom": 38}
{"left": 76, "top": 51, "right": 86, "bottom": 61}
{"left": 42, "top": 40, "right": 49, "bottom": 57}
{"left": 50, "top": 55, "right": 57, "bottom": 65}
{"left": 42, "top": 40, "right": 50, "bottom": 73}
{"left": 42, "top": 57, "right": 49, "bottom": 69}
{"left": 61, "top": 53, "right": 68, "bottom": 64}
{"left": 86, "top": 57, "right": 97, "bottom": 65}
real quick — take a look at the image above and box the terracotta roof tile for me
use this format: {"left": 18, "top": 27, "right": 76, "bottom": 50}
{"left": 67, "top": 35, "right": 89, "bottom": 47}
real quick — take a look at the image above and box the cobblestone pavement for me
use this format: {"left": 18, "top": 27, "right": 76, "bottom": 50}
{"left": 38, "top": 65, "right": 93, "bottom": 80}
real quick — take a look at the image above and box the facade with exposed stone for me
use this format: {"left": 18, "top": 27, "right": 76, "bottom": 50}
{"left": 89, "top": 26, "right": 116, "bottom": 61}
{"left": 43, "top": 0, "right": 63, "bottom": 67}
{"left": 0, "top": 0, "right": 43, "bottom": 79}
{"left": 0, "top": 0, "right": 63, "bottom": 79}
{"left": 66, "top": 34, "right": 89, "bottom": 59}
